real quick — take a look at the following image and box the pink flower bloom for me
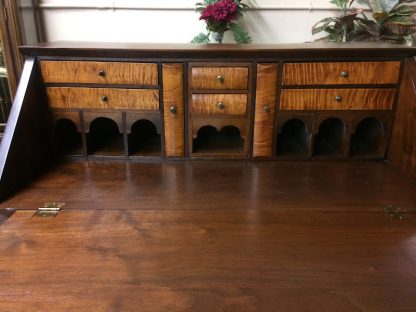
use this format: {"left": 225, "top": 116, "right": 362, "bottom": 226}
{"left": 200, "top": 0, "right": 238, "bottom": 23}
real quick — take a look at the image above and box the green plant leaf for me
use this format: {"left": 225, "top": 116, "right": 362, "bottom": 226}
{"left": 368, "top": 0, "right": 384, "bottom": 12}
{"left": 330, "top": 0, "right": 350, "bottom": 8}
{"left": 382, "top": 0, "right": 399, "bottom": 12}
{"left": 191, "top": 33, "right": 211, "bottom": 43}
{"left": 230, "top": 23, "right": 252, "bottom": 43}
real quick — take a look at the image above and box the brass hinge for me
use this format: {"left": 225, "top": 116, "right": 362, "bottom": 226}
{"left": 383, "top": 205, "right": 406, "bottom": 220}
{"left": 33, "top": 202, "right": 65, "bottom": 217}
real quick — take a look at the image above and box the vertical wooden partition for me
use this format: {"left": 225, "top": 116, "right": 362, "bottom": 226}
{"left": 388, "top": 58, "right": 416, "bottom": 181}
{"left": 253, "top": 63, "right": 277, "bottom": 157}
{"left": 162, "top": 63, "right": 184, "bottom": 157}
{"left": 0, "top": 58, "right": 52, "bottom": 200}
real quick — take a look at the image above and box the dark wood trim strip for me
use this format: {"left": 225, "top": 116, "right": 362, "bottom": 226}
{"left": 19, "top": 42, "right": 416, "bottom": 59}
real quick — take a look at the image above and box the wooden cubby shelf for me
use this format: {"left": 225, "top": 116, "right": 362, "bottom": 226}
{"left": 128, "top": 119, "right": 161, "bottom": 157}
{"left": 350, "top": 117, "right": 386, "bottom": 158}
{"left": 86, "top": 117, "right": 125, "bottom": 157}
{"left": 53, "top": 118, "right": 83, "bottom": 156}
{"left": 314, "top": 118, "right": 346, "bottom": 158}
{"left": 192, "top": 125, "right": 244, "bottom": 154}
{"left": 276, "top": 118, "right": 310, "bottom": 158}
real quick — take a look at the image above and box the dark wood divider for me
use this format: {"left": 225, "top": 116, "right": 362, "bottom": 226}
{"left": 0, "top": 58, "right": 52, "bottom": 200}
{"left": 389, "top": 58, "right": 416, "bottom": 181}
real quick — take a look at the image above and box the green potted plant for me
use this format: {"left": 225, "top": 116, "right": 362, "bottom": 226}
{"left": 313, "top": 0, "right": 416, "bottom": 44}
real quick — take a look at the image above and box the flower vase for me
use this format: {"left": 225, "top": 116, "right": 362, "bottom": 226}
{"left": 211, "top": 32, "right": 224, "bottom": 43}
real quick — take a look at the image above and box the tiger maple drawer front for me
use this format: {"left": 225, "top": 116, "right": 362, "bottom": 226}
{"left": 282, "top": 61, "right": 401, "bottom": 85}
{"left": 46, "top": 87, "right": 159, "bottom": 110}
{"left": 192, "top": 94, "right": 247, "bottom": 115}
{"left": 40, "top": 61, "right": 159, "bottom": 85}
{"left": 191, "top": 67, "right": 249, "bottom": 90}
{"left": 280, "top": 88, "right": 396, "bottom": 110}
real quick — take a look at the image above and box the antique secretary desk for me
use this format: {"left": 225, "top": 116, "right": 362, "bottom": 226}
{"left": 0, "top": 41, "right": 416, "bottom": 202}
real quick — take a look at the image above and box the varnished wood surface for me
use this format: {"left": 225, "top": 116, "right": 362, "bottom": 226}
{"left": 191, "top": 66, "right": 248, "bottom": 90}
{"left": 0, "top": 209, "right": 415, "bottom": 311}
{"left": 20, "top": 41, "right": 416, "bottom": 59}
{"left": 253, "top": 63, "right": 278, "bottom": 158}
{"left": 162, "top": 63, "right": 185, "bottom": 157}
{"left": 283, "top": 61, "right": 401, "bottom": 85}
{"left": 389, "top": 58, "right": 416, "bottom": 181}
{"left": 1, "top": 160, "right": 416, "bottom": 212}
{"left": 40, "top": 61, "right": 159, "bottom": 85}
{"left": 192, "top": 94, "right": 247, "bottom": 115}
{"left": 280, "top": 88, "right": 395, "bottom": 110}
{"left": 46, "top": 87, "right": 160, "bottom": 110}
{"left": 0, "top": 160, "right": 416, "bottom": 311}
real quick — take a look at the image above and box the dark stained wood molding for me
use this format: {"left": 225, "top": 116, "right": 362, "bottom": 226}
{"left": 0, "top": 58, "right": 52, "bottom": 201}
{"left": 388, "top": 57, "right": 416, "bottom": 181}
{"left": 20, "top": 41, "right": 416, "bottom": 59}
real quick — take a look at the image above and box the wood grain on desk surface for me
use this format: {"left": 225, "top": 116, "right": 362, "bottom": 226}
{"left": 0, "top": 161, "right": 416, "bottom": 311}
{"left": 0, "top": 208, "right": 415, "bottom": 311}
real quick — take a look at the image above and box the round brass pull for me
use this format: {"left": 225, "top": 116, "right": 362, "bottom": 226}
{"left": 101, "top": 95, "right": 108, "bottom": 102}
{"left": 98, "top": 69, "right": 106, "bottom": 77}
{"left": 335, "top": 96, "right": 343, "bottom": 102}
{"left": 341, "top": 71, "right": 349, "bottom": 78}
{"left": 263, "top": 105, "right": 270, "bottom": 113}
{"left": 217, "top": 102, "right": 225, "bottom": 109}
{"left": 169, "top": 106, "right": 177, "bottom": 114}
{"left": 216, "top": 75, "right": 224, "bottom": 83}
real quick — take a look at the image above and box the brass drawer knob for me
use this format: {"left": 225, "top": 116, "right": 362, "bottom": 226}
{"left": 341, "top": 71, "right": 349, "bottom": 78}
{"left": 216, "top": 75, "right": 224, "bottom": 83}
{"left": 335, "top": 95, "right": 343, "bottom": 102}
{"left": 217, "top": 102, "right": 225, "bottom": 109}
{"left": 101, "top": 95, "right": 108, "bottom": 102}
{"left": 263, "top": 105, "right": 270, "bottom": 113}
{"left": 169, "top": 106, "right": 177, "bottom": 114}
{"left": 98, "top": 69, "right": 106, "bottom": 77}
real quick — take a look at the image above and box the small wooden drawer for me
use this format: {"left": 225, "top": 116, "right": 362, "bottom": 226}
{"left": 282, "top": 61, "right": 401, "bottom": 85}
{"left": 40, "top": 61, "right": 159, "bottom": 85}
{"left": 46, "top": 87, "right": 159, "bottom": 110}
{"left": 280, "top": 88, "right": 396, "bottom": 110}
{"left": 191, "top": 67, "right": 249, "bottom": 90}
{"left": 192, "top": 94, "right": 247, "bottom": 115}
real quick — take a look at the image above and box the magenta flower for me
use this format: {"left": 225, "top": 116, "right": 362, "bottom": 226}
{"left": 200, "top": 0, "right": 238, "bottom": 23}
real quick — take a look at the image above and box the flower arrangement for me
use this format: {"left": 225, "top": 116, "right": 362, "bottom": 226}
{"left": 313, "top": 0, "right": 416, "bottom": 44}
{"left": 191, "top": 0, "right": 251, "bottom": 43}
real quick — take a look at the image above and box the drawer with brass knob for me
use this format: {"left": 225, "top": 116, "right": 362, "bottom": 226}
{"left": 188, "top": 63, "right": 251, "bottom": 157}
{"left": 46, "top": 87, "right": 160, "bottom": 110}
{"left": 282, "top": 61, "right": 401, "bottom": 85}
{"left": 191, "top": 94, "right": 247, "bottom": 115}
{"left": 280, "top": 88, "right": 396, "bottom": 110}
{"left": 40, "top": 61, "right": 159, "bottom": 85}
{"left": 190, "top": 66, "right": 249, "bottom": 90}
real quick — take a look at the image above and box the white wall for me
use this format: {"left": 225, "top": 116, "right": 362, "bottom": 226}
{"left": 37, "top": 0, "right": 343, "bottom": 43}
